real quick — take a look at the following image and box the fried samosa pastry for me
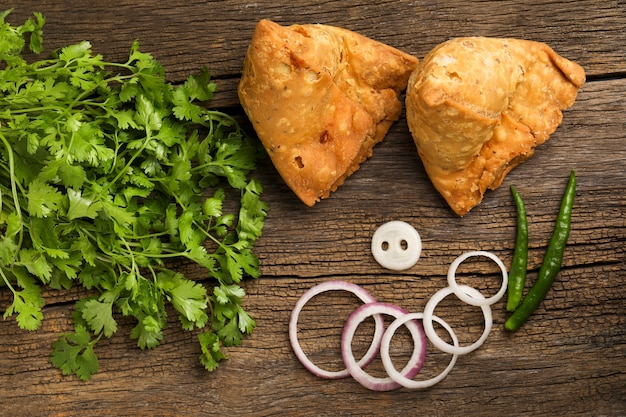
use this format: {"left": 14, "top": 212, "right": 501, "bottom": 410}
{"left": 406, "top": 37, "right": 585, "bottom": 216}
{"left": 238, "top": 19, "right": 419, "bottom": 206}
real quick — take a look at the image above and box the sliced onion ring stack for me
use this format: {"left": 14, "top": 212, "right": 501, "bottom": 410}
{"left": 341, "top": 302, "right": 427, "bottom": 391}
{"left": 288, "top": 250, "right": 509, "bottom": 391}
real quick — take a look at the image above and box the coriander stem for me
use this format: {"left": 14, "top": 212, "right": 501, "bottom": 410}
{"left": 101, "top": 127, "right": 153, "bottom": 193}
{"left": 0, "top": 105, "right": 68, "bottom": 115}
{"left": 0, "top": 268, "right": 17, "bottom": 294}
{"left": 0, "top": 132, "right": 24, "bottom": 249}
{"left": 118, "top": 235, "right": 141, "bottom": 278}
{"left": 192, "top": 219, "right": 225, "bottom": 249}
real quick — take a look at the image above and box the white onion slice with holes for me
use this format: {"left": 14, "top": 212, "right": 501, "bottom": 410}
{"left": 289, "top": 280, "right": 385, "bottom": 379}
{"left": 422, "top": 285, "right": 492, "bottom": 355}
{"left": 341, "top": 302, "right": 426, "bottom": 391}
{"left": 380, "top": 313, "right": 458, "bottom": 389}
{"left": 446, "top": 251, "right": 508, "bottom": 307}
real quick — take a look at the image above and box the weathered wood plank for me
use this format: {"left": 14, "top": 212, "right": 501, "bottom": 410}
{"left": 4, "top": 0, "right": 625, "bottom": 83}
{"left": 0, "top": 1, "right": 625, "bottom": 416}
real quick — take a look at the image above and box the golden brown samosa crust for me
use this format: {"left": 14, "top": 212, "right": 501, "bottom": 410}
{"left": 406, "top": 37, "right": 585, "bottom": 216}
{"left": 238, "top": 19, "right": 418, "bottom": 206}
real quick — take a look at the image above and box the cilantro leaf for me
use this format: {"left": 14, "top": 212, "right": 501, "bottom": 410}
{"left": 38, "top": 158, "right": 86, "bottom": 189}
{"left": 214, "top": 284, "right": 246, "bottom": 304}
{"left": 237, "top": 307, "right": 256, "bottom": 335}
{"left": 238, "top": 179, "right": 268, "bottom": 243}
{"left": 202, "top": 188, "right": 225, "bottom": 217}
{"left": 0, "top": 235, "right": 18, "bottom": 265}
{"left": 81, "top": 297, "right": 118, "bottom": 338}
{"left": 134, "top": 94, "right": 162, "bottom": 133}
{"left": 130, "top": 314, "right": 164, "bottom": 349}
{"left": 157, "top": 271, "right": 208, "bottom": 328}
{"left": 18, "top": 248, "right": 53, "bottom": 283}
{"left": 50, "top": 325, "right": 99, "bottom": 381}
{"left": 211, "top": 284, "right": 255, "bottom": 347}
{"left": 29, "top": 216, "right": 69, "bottom": 259}
{"left": 198, "top": 330, "right": 226, "bottom": 372}
{"left": 1, "top": 273, "right": 44, "bottom": 330}
{"left": 216, "top": 316, "right": 244, "bottom": 346}
{"left": 26, "top": 178, "right": 64, "bottom": 217}
{"left": 66, "top": 188, "right": 102, "bottom": 220}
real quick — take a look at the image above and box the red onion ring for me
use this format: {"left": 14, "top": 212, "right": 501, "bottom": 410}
{"left": 380, "top": 313, "right": 459, "bottom": 389}
{"left": 446, "top": 251, "right": 508, "bottom": 307}
{"left": 422, "top": 285, "right": 493, "bottom": 355}
{"left": 341, "top": 302, "right": 427, "bottom": 391}
{"left": 289, "top": 280, "right": 385, "bottom": 379}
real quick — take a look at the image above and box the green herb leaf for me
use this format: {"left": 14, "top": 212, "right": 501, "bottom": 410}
{"left": 50, "top": 325, "right": 99, "bottom": 381}
{"left": 198, "top": 330, "right": 226, "bottom": 372}
{"left": 81, "top": 296, "right": 118, "bottom": 338}
{"left": 157, "top": 271, "right": 209, "bottom": 328}
{"left": 66, "top": 188, "right": 102, "bottom": 220}
{"left": 26, "top": 178, "right": 64, "bottom": 217}
{"left": 1, "top": 274, "right": 44, "bottom": 330}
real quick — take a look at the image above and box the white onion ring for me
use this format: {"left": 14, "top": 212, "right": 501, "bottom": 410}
{"left": 380, "top": 313, "right": 458, "bottom": 389}
{"left": 446, "top": 251, "right": 508, "bottom": 307}
{"left": 422, "top": 285, "right": 492, "bottom": 355}
{"left": 341, "top": 302, "right": 426, "bottom": 391}
{"left": 289, "top": 280, "right": 386, "bottom": 379}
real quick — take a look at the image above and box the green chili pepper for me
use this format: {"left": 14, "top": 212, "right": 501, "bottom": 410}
{"left": 506, "top": 186, "right": 528, "bottom": 312}
{"left": 505, "top": 170, "right": 576, "bottom": 331}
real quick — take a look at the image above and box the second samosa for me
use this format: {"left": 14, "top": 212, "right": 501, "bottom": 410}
{"left": 405, "top": 37, "right": 585, "bottom": 216}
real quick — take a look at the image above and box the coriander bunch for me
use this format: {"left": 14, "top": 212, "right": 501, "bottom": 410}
{"left": 0, "top": 10, "right": 267, "bottom": 380}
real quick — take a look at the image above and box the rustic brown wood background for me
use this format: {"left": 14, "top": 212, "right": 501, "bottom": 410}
{"left": 1, "top": 1, "right": 625, "bottom": 416}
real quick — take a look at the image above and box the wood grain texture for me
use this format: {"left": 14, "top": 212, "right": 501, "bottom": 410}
{"left": 1, "top": 1, "right": 625, "bottom": 416}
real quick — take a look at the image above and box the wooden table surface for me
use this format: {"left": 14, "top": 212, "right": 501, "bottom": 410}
{"left": 1, "top": 1, "right": 625, "bottom": 416}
